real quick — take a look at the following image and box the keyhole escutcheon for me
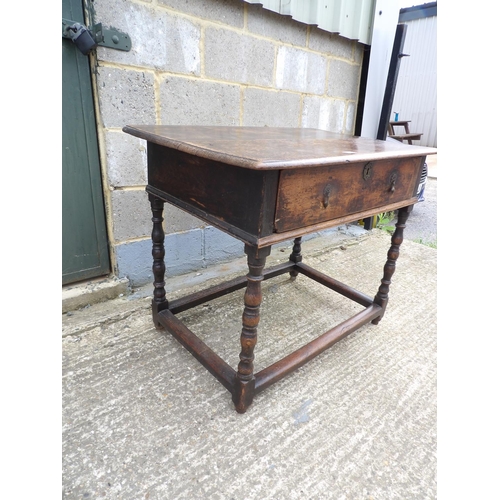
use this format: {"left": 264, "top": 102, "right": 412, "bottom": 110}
{"left": 363, "top": 162, "right": 374, "bottom": 181}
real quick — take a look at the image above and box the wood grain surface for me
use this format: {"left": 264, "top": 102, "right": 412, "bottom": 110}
{"left": 123, "top": 125, "right": 436, "bottom": 170}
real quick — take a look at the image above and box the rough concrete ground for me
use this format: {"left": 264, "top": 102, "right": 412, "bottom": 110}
{"left": 62, "top": 157, "right": 438, "bottom": 499}
{"left": 62, "top": 227, "right": 437, "bottom": 499}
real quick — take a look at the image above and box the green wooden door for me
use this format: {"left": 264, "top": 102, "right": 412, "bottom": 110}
{"left": 62, "top": 0, "right": 110, "bottom": 284}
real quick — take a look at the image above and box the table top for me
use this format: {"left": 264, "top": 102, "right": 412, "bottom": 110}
{"left": 123, "top": 125, "right": 436, "bottom": 170}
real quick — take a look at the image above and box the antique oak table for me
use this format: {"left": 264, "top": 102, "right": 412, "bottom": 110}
{"left": 123, "top": 125, "right": 436, "bottom": 413}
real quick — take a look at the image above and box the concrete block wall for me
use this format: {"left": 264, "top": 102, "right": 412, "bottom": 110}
{"left": 91, "top": 0, "right": 365, "bottom": 286}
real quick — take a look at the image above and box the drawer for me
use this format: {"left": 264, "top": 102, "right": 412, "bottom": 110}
{"left": 274, "top": 157, "right": 423, "bottom": 233}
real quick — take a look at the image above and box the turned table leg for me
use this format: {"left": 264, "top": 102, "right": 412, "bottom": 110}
{"left": 289, "top": 237, "right": 302, "bottom": 279}
{"left": 149, "top": 193, "right": 169, "bottom": 328}
{"left": 372, "top": 205, "right": 410, "bottom": 325}
{"left": 232, "top": 244, "right": 271, "bottom": 413}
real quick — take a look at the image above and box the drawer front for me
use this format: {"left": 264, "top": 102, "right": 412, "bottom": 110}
{"left": 274, "top": 157, "right": 423, "bottom": 233}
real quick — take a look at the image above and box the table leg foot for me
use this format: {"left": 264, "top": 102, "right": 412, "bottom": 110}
{"left": 233, "top": 245, "right": 271, "bottom": 413}
{"left": 289, "top": 237, "right": 302, "bottom": 279}
{"left": 149, "top": 194, "right": 169, "bottom": 329}
{"left": 372, "top": 205, "right": 410, "bottom": 325}
{"left": 232, "top": 378, "right": 256, "bottom": 414}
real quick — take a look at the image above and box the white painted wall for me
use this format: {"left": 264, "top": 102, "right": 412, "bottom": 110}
{"left": 360, "top": 0, "right": 400, "bottom": 139}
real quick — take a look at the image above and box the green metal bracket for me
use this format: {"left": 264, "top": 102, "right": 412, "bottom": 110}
{"left": 62, "top": 18, "right": 131, "bottom": 52}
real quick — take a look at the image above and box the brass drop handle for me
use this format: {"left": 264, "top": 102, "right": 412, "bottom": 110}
{"left": 389, "top": 173, "right": 397, "bottom": 192}
{"left": 323, "top": 184, "right": 332, "bottom": 208}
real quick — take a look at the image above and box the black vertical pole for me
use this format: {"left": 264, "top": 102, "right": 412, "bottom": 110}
{"left": 363, "top": 23, "right": 408, "bottom": 230}
{"left": 377, "top": 23, "right": 408, "bottom": 140}
{"left": 354, "top": 45, "right": 371, "bottom": 137}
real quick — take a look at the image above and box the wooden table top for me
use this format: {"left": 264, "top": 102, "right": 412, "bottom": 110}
{"left": 123, "top": 125, "right": 436, "bottom": 170}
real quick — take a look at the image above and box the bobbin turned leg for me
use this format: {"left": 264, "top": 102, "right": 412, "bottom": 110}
{"left": 372, "top": 205, "right": 411, "bottom": 325}
{"left": 289, "top": 237, "right": 302, "bottom": 279}
{"left": 232, "top": 244, "right": 271, "bottom": 413}
{"left": 149, "top": 193, "right": 168, "bottom": 329}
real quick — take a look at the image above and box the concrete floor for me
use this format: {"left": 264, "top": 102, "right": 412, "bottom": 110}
{"left": 63, "top": 226, "right": 437, "bottom": 499}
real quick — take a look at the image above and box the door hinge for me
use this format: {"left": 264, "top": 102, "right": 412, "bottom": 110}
{"left": 62, "top": 18, "right": 131, "bottom": 54}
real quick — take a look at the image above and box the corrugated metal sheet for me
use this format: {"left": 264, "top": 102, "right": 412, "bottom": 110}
{"left": 391, "top": 13, "right": 437, "bottom": 147}
{"left": 243, "top": 0, "right": 376, "bottom": 44}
